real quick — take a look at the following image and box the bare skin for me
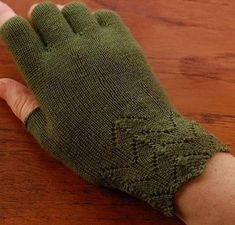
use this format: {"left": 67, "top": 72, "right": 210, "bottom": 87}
{"left": 0, "top": 1, "right": 234, "bottom": 225}
{"left": 176, "top": 153, "right": 235, "bottom": 225}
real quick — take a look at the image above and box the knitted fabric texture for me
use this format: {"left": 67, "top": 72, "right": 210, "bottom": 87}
{"left": 0, "top": 2, "right": 229, "bottom": 216}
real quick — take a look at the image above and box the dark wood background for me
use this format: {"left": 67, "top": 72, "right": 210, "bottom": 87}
{"left": 0, "top": 0, "right": 234, "bottom": 224}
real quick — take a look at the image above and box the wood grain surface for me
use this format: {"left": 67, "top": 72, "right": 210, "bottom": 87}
{"left": 0, "top": 0, "right": 234, "bottom": 225}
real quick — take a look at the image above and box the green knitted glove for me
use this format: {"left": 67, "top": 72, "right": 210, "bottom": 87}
{"left": 0, "top": 2, "right": 229, "bottom": 216}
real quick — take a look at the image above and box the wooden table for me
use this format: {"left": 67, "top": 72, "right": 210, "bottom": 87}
{"left": 0, "top": 0, "right": 234, "bottom": 224}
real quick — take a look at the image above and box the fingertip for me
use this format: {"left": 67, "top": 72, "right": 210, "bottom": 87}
{"left": 0, "top": 78, "right": 7, "bottom": 98}
{"left": 0, "top": 78, "right": 12, "bottom": 99}
{"left": 28, "top": 3, "right": 38, "bottom": 20}
{"left": 57, "top": 4, "right": 64, "bottom": 10}
{"left": 0, "top": 1, "right": 16, "bottom": 27}
{"left": 28, "top": 3, "right": 64, "bottom": 20}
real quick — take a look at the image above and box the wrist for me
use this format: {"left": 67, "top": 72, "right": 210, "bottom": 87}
{"left": 175, "top": 152, "right": 235, "bottom": 225}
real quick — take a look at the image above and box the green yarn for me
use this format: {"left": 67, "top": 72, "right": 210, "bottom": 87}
{"left": 0, "top": 1, "right": 229, "bottom": 216}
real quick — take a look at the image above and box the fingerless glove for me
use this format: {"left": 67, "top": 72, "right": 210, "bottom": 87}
{"left": 0, "top": 2, "right": 229, "bottom": 216}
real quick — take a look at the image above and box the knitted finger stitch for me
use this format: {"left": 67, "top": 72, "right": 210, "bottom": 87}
{"left": 0, "top": 2, "right": 229, "bottom": 216}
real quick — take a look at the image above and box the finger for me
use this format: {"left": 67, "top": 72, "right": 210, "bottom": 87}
{"left": 62, "top": 2, "right": 99, "bottom": 34}
{"left": 28, "top": 4, "right": 64, "bottom": 19}
{"left": 30, "top": 2, "right": 74, "bottom": 46}
{"left": 0, "top": 78, "right": 39, "bottom": 122}
{"left": 94, "top": 10, "right": 124, "bottom": 27}
{"left": 0, "top": 1, "right": 16, "bottom": 27}
{"left": 0, "top": 2, "right": 45, "bottom": 83}
{"left": 27, "top": 3, "right": 38, "bottom": 19}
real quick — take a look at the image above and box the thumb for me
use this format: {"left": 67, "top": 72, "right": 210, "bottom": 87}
{"left": 0, "top": 78, "right": 39, "bottom": 122}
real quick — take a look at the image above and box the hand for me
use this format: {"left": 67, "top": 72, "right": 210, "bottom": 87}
{"left": 0, "top": 1, "right": 229, "bottom": 219}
